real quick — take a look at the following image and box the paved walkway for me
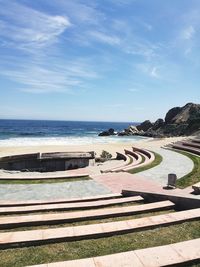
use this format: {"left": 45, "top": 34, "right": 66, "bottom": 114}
{"left": 140, "top": 148, "right": 194, "bottom": 184}
{"left": 0, "top": 180, "right": 111, "bottom": 201}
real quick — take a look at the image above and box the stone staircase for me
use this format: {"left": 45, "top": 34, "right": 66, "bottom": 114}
{"left": 0, "top": 192, "right": 199, "bottom": 266}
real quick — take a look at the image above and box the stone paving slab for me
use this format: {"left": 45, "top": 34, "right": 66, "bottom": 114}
{"left": 0, "top": 208, "right": 199, "bottom": 248}
{"left": 0, "top": 201, "right": 174, "bottom": 229}
{"left": 0, "top": 180, "right": 112, "bottom": 201}
{"left": 0, "top": 193, "right": 122, "bottom": 207}
{"left": 140, "top": 148, "right": 194, "bottom": 184}
{"left": 27, "top": 238, "right": 200, "bottom": 267}
{"left": 0, "top": 196, "right": 143, "bottom": 215}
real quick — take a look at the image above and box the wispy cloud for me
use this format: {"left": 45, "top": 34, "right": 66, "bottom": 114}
{"left": 0, "top": 0, "right": 71, "bottom": 51}
{"left": 88, "top": 31, "right": 121, "bottom": 46}
{"left": 0, "top": 59, "right": 99, "bottom": 94}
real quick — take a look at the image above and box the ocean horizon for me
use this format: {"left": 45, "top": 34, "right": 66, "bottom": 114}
{"left": 0, "top": 119, "right": 147, "bottom": 147}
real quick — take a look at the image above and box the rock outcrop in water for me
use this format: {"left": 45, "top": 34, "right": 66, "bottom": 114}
{"left": 98, "top": 103, "right": 200, "bottom": 138}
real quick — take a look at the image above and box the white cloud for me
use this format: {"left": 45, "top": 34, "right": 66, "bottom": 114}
{"left": 137, "top": 64, "right": 160, "bottom": 79}
{"left": 181, "top": 26, "right": 195, "bottom": 40}
{"left": 150, "top": 67, "right": 159, "bottom": 78}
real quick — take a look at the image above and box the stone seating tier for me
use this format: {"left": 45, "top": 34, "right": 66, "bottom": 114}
{"left": 0, "top": 208, "right": 199, "bottom": 248}
{"left": 0, "top": 196, "right": 143, "bottom": 215}
{"left": 27, "top": 238, "right": 200, "bottom": 267}
{"left": 0, "top": 200, "right": 174, "bottom": 229}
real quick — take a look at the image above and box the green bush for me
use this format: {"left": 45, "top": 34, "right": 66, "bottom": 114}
{"left": 100, "top": 150, "right": 112, "bottom": 161}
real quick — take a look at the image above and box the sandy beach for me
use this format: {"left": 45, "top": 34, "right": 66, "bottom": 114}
{"left": 0, "top": 136, "right": 188, "bottom": 157}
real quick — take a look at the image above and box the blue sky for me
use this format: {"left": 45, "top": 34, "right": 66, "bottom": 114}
{"left": 0, "top": 0, "right": 200, "bottom": 122}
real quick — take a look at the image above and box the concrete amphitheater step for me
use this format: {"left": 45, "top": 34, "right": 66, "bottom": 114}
{"left": 27, "top": 238, "right": 200, "bottom": 267}
{"left": 192, "top": 138, "right": 200, "bottom": 144}
{"left": 0, "top": 208, "right": 199, "bottom": 248}
{"left": 0, "top": 196, "right": 143, "bottom": 215}
{"left": 103, "top": 152, "right": 130, "bottom": 173}
{"left": 123, "top": 147, "right": 156, "bottom": 171}
{"left": 0, "top": 200, "right": 175, "bottom": 229}
{"left": 0, "top": 193, "right": 123, "bottom": 207}
{"left": 0, "top": 173, "right": 89, "bottom": 180}
{"left": 182, "top": 141, "right": 200, "bottom": 149}
{"left": 171, "top": 143, "right": 200, "bottom": 156}
{"left": 122, "top": 150, "right": 143, "bottom": 171}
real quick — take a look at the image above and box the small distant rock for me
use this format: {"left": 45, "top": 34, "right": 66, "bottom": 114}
{"left": 98, "top": 128, "right": 116, "bottom": 136}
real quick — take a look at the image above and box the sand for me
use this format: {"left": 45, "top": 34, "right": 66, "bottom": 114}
{"left": 0, "top": 136, "right": 187, "bottom": 157}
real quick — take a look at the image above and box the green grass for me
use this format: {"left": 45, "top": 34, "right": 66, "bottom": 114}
{"left": 0, "top": 220, "right": 199, "bottom": 267}
{"left": 128, "top": 151, "right": 163, "bottom": 174}
{"left": 0, "top": 176, "right": 90, "bottom": 184}
{"left": 170, "top": 149, "right": 200, "bottom": 189}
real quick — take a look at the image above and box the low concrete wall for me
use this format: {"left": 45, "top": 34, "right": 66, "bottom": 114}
{"left": 0, "top": 152, "right": 95, "bottom": 172}
{"left": 122, "top": 189, "right": 200, "bottom": 210}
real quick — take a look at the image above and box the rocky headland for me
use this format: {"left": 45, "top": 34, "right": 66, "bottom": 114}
{"left": 99, "top": 103, "right": 200, "bottom": 138}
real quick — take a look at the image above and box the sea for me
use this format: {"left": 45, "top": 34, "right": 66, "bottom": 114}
{"left": 0, "top": 119, "right": 148, "bottom": 147}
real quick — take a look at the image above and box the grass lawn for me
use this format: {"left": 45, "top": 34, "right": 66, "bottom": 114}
{"left": 168, "top": 149, "right": 200, "bottom": 189}
{"left": 128, "top": 151, "right": 163, "bottom": 174}
{"left": 0, "top": 220, "right": 199, "bottom": 267}
{"left": 0, "top": 176, "right": 90, "bottom": 184}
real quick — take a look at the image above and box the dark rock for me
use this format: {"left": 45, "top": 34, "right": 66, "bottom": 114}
{"left": 98, "top": 102, "right": 200, "bottom": 138}
{"left": 152, "top": 118, "right": 165, "bottom": 130}
{"left": 136, "top": 120, "right": 153, "bottom": 131}
{"left": 165, "top": 107, "right": 181, "bottom": 124}
{"left": 98, "top": 128, "right": 115, "bottom": 136}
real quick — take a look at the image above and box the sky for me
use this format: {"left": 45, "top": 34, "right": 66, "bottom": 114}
{"left": 0, "top": 0, "right": 200, "bottom": 122}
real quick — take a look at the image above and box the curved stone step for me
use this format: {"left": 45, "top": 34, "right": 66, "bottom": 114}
{"left": 132, "top": 147, "right": 153, "bottom": 159}
{"left": 0, "top": 193, "right": 123, "bottom": 207}
{"left": 27, "top": 238, "right": 200, "bottom": 267}
{"left": 0, "top": 208, "right": 199, "bottom": 248}
{"left": 102, "top": 152, "right": 129, "bottom": 173}
{"left": 122, "top": 150, "right": 143, "bottom": 171}
{"left": 0, "top": 196, "right": 143, "bottom": 215}
{"left": 182, "top": 141, "right": 200, "bottom": 149}
{"left": 0, "top": 201, "right": 174, "bottom": 229}
{"left": 171, "top": 144, "right": 200, "bottom": 156}
{"left": 192, "top": 138, "right": 200, "bottom": 144}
